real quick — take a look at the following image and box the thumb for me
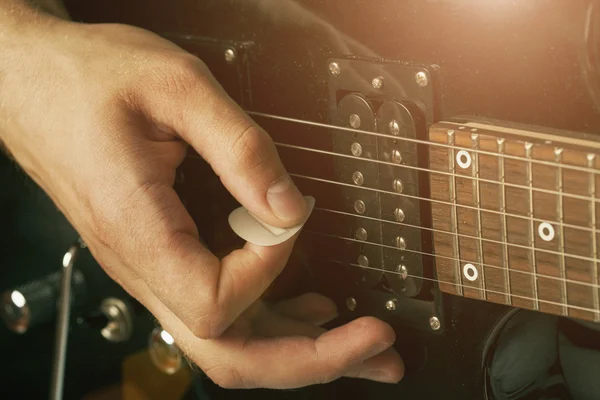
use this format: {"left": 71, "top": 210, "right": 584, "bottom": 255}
{"left": 140, "top": 57, "right": 308, "bottom": 227}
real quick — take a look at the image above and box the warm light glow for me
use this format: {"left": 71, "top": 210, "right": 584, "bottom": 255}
{"left": 160, "top": 330, "right": 175, "bottom": 345}
{"left": 10, "top": 291, "right": 26, "bottom": 308}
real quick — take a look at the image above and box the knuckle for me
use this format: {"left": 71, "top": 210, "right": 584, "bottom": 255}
{"left": 205, "top": 365, "right": 247, "bottom": 389}
{"left": 229, "top": 124, "right": 275, "bottom": 173}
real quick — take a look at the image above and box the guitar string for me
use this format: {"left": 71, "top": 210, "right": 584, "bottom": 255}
{"left": 302, "top": 229, "right": 600, "bottom": 291}
{"left": 249, "top": 111, "right": 600, "bottom": 175}
{"left": 311, "top": 255, "right": 600, "bottom": 315}
{"left": 275, "top": 141, "right": 600, "bottom": 205}
{"left": 311, "top": 206, "right": 600, "bottom": 289}
{"left": 289, "top": 171, "right": 597, "bottom": 235}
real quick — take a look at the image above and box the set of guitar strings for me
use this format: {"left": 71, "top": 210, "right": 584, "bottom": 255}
{"left": 227, "top": 110, "right": 600, "bottom": 317}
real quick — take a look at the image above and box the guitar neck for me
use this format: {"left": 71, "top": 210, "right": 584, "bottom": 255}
{"left": 429, "top": 120, "right": 600, "bottom": 323}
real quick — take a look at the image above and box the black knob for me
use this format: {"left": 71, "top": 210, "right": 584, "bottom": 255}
{"left": 0, "top": 269, "right": 86, "bottom": 333}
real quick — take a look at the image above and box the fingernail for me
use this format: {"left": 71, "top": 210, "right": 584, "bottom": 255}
{"left": 267, "top": 176, "right": 307, "bottom": 223}
{"left": 358, "top": 369, "right": 399, "bottom": 384}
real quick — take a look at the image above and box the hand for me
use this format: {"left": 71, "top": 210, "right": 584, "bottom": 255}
{"left": 0, "top": 9, "right": 403, "bottom": 387}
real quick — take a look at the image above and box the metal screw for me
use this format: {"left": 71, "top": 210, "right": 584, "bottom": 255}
{"left": 389, "top": 120, "right": 400, "bottom": 136}
{"left": 352, "top": 171, "right": 364, "bottom": 186}
{"left": 350, "top": 142, "right": 363, "bottom": 157}
{"left": 394, "top": 208, "right": 405, "bottom": 222}
{"left": 415, "top": 71, "right": 429, "bottom": 87}
{"left": 396, "top": 264, "right": 408, "bottom": 279}
{"left": 429, "top": 316, "right": 441, "bottom": 331}
{"left": 395, "top": 237, "right": 407, "bottom": 250}
{"left": 349, "top": 114, "right": 361, "bottom": 129}
{"left": 392, "top": 150, "right": 402, "bottom": 164}
{"left": 372, "top": 76, "right": 384, "bottom": 89}
{"left": 354, "top": 199, "right": 366, "bottom": 214}
{"left": 393, "top": 179, "right": 403, "bottom": 193}
{"left": 357, "top": 255, "right": 369, "bottom": 267}
{"left": 224, "top": 49, "right": 236, "bottom": 64}
{"left": 329, "top": 62, "right": 341, "bottom": 76}
{"left": 385, "top": 299, "right": 397, "bottom": 311}
{"left": 346, "top": 297, "right": 357, "bottom": 311}
{"left": 355, "top": 228, "right": 368, "bottom": 241}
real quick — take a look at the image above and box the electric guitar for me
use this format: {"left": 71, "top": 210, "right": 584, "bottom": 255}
{"left": 22, "top": 0, "right": 600, "bottom": 398}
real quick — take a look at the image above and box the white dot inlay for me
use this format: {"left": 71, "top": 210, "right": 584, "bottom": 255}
{"left": 456, "top": 150, "right": 472, "bottom": 169}
{"left": 538, "top": 222, "right": 555, "bottom": 242}
{"left": 463, "top": 263, "right": 479, "bottom": 282}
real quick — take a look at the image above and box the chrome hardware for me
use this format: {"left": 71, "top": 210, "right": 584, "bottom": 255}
{"left": 358, "top": 255, "right": 369, "bottom": 267}
{"left": 354, "top": 199, "right": 366, "bottom": 214}
{"left": 429, "top": 316, "right": 441, "bottom": 331}
{"left": 392, "top": 150, "right": 402, "bottom": 164}
{"left": 346, "top": 297, "right": 357, "bottom": 311}
{"left": 329, "top": 61, "right": 341, "bottom": 76}
{"left": 149, "top": 327, "right": 183, "bottom": 375}
{"left": 355, "top": 228, "right": 368, "bottom": 241}
{"left": 394, "top": 208, "right": 406, "bottom": 222}
{"left": 396, "top": 264, "right": 408, "bottom": 279}
{"left": 350, "top": 142, "right": 363, "bottom": 157}
{"left": 415, "top": 71, "right": 429, "bottom": 87}
{"left": 393, "top": 179, "right": 404, "bottom": 193}
{"left": 389, "top": 120, "right": 400, "bottom": 136}
{"left": 224, "top": 48, "right": 236, "bottom": 64}
{"left": 385, "top": 299, "right": 397, "bottom": 311}
{"left": 352, "top": 171, "right": 365, "bottom": 186}
{"left": 349, "top": 113, "right": 361, "bottom": 129}
{"left": 371, "top": 76, "right": 384, "bottom": 89}
{"left": 99, "top": 298, "right": 133, "bottom": 343}
{"left": 395, "top": 237, "right": 407, "bottom": 250}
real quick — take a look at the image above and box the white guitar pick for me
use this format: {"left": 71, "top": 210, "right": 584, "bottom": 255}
{"left": 228, "top": 196, "right": 316, "bottom": 246}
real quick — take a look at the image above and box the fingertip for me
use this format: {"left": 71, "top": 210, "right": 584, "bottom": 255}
{"left": 266, "top": 176, "right": 308, "bottom": 226}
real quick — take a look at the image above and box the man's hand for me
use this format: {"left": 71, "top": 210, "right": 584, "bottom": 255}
{"left": 0, "top": 3, "right": 404, "bottom": 387}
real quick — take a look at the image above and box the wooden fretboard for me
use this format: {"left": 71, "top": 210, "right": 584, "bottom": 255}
{"left": 429, "top": 121, "right": 600, "bottom": 323}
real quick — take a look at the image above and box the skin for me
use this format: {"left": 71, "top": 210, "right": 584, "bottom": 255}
{"left": 0, "top": 0, "right": 404, "bottom": 388}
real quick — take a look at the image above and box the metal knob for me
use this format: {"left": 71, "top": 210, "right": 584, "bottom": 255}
{"left": 0, "top": 269, "right": 86, "bottom": 334}
{"left": 148, "top": 327, "right": 183, "bottom": 375}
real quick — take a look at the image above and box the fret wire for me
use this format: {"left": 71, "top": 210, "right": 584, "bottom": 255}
{"left": 525, "top": 143, "right": 540, "bottom": 310}
{"left": 498, "top": 139, "right": 512, "bottom": 305}
{"left": 273, "top": 143, "right": 599, "bottom": 233}
{"left": 589, "top": 154, "right": 600, "bottom": 322}
{"left": 310, "top": 256, "right": 600, "bottom": 314}
{"left": 471, "top": 133, "right": 486, "bottom": 299}
{"left": 251, "top": 111, "right": 600, "bottom": 175}
{"left": 291, "top": 172, "right": 600, "bottom": 260}
{"left": 449, "top": 130, "right": 464, "bottom": 295}
{"left": 302, "top": 227, "right": 600, "bottom": 290}
{"left": 555, "top": 149, "right": 568, "bottom": 316}
{"left": 274, "top": 142, "right": 600, "bottom": 204}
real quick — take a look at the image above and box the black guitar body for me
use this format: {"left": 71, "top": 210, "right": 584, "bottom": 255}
{"left": 3, "top": 0, "right": 599, "bottom": 398}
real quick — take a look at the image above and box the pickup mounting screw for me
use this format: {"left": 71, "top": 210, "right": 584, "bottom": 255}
{"left": 346, "top": 297, "right": 357, "bottom": 311}
{"left": 415, "top": 71, "right": 429, "bottom": 87}
{"left": 385, "top": 299, "right": 397, "bottom": 311}
{"left": 392, "top": 150, "right": 402, "bottom": 164}
{"left": 329, "top": 62, "right": 341, "bottom": 76}
{"left": 429, "top": 316, "right": 441, "bottom": 331}
{"left": 224, "top": 49, "right": 236, "bottom": 64}
{"left": 372, "top": 76, "right": 384, "bottom": 89}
